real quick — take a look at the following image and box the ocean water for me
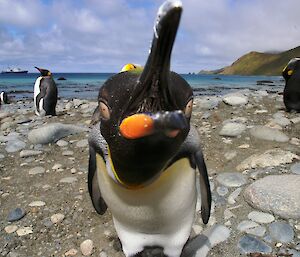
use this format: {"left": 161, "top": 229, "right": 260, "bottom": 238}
{"left": 0, "top": 72, "right": 284, "bottom": 101}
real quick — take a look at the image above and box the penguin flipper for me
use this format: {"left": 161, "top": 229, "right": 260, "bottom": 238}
{"left": 178, "top": 125, "right": 211, "bottom": 224}
{"left": 194, "top": 150, "right": 211, "bottom": 224}
{"left": 88, "top": 144, "right": 107, "bottom": 215}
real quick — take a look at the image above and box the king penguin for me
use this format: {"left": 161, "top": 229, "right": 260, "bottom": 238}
{"left": 0, "top": 91, "right": 9, "bottom": 104}
{"left": 34, "top": 67, "right": 57, "bottom": 116}
{"left": 282, "top": 58, "right": 300, "bottom": 112}
{"left": 88, "top": 1, "right": 211, "bottom": 257}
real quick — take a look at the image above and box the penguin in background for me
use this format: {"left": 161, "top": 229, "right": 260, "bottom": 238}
{"left": 0, "top": 91, "right": 9, "bottom": 104}
{"left": 282, "top": 58, "right": 300, "bottom": 112}
{"left": 34, "top": 67, "right": 57, "bottom": 116}
{"left": 88, "top": 1, "right": 211, "bottom": 257}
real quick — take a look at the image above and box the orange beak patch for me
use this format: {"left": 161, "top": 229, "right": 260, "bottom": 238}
{"left": 119, "top": 114, "right": 154, "bottom": 139}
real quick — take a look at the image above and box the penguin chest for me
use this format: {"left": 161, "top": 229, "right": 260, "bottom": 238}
{"left": 34, "top": 77, "right": 44, "bottom": 115}
{"left": 96, "top": 154, "right": 197, "bottom": 256}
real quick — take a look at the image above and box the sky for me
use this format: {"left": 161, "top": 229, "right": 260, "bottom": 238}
{"left": 0, "top": 0, "right": 300, "bottom": 73}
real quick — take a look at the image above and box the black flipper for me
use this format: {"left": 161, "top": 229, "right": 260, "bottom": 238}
{"left": 194, "top": 150, "right": 211, "bottom": 224}
{"left": 88, "top": 144, "right": 107, "bottom": 215}
{"left": 173, "top": 125, "right": 211, "bottom": 224}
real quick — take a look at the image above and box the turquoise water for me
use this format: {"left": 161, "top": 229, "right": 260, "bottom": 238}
{"left": 0, "top": 73, "right": 284, "bottom": 101}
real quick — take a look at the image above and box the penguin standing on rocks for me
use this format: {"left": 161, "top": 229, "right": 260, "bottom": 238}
{"left": 282, "top": 58, "right": 300, "bottom": 112}
{"left": 34, "top": 67, "right": 57, "bottom": 116}
{"left": 88, "top": 1, "right": 211, "bottom": 257}
{"left": 0, "top": 91, "right": 9, "bottom": 104}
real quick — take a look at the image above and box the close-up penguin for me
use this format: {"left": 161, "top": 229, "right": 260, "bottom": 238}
{"left": 88, "top": 1, "right": 211, "bottom": 257}
{"left": 282, "top": 58, "right": 300, "bottom": 112}
{"left": 34, "top": 67, "right": 58, "bottom": 116}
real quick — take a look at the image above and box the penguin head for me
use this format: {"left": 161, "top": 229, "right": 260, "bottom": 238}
{"left": 282, "top": 57, "right": 300, "bottom": 81}
{"left": 35, "top": 66, "right": 52, "bottom": 77}
{"left": 98, "top": 0, "right": 193, "bottom": 188}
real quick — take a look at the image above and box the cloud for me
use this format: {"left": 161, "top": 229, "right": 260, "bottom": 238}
{"left": 0, "top": 0, "right": 300, "bottom": 73}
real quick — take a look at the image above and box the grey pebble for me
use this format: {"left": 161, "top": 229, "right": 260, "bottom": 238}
{"left": 28, "top": 166, "right": 45, "bottom": 175}
{"left": 216, "top": 172, "right": 247, "bottom": 187}
{"left": 60, "top": 177, "right": 78, "bottom": 183}
{"left": 245, "top": 225, "right": 266, "bottom": 237}
{"left": 20, "top": 150, "right": 42, "bottom": 158}
{"left": 5, "top": 139, "right": 26, "bottom": 153}
{"left": 219, "top": 123, "right": 247, "bottom": 137}
{"left": 56, "top": 140, "right": 68, "bottom": 147}
{"left": 250, "top": 126, "right": 289, "bottom": 142}
{"left": 269, "top": 222, "right": 294, "bottom": 243}
{"left": 228, "top": 187, "right": 242, "bottom": 204}
{"left": 238, "top": 235, "right": 272, "bottom": 254}
{"left": 7, "top": 208, "right": 26, "bottom": 222}
{"left": 237, "top": 220, "right": 259, "bottom": 232}
{"left": 248, "top": 211, "right": 275, "bottom": 224}
{"left": 216, "top": 186, "right": 229, "bottom": 196}
{"left": 76, "top": 139, "right": 88, "bottom": 148}
{"left": 291, "top": 162, "right": 300, "bottom": 175}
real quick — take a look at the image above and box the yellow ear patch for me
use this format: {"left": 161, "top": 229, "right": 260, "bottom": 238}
{"left": 121, "top": 63, "right": 143, "bottom": 73}
{"left": 288, "top": 70, "right": 293, "bottom": 76}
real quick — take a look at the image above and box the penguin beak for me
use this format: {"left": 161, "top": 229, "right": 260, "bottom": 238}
{"left": 34, "top": 66, "right": 41, "bottom": 72}
{"left": 126, "top": 1, "right": 183, "bottom": 112}
{"left": 119, "top": 110, "right": 187, "bottom": 139}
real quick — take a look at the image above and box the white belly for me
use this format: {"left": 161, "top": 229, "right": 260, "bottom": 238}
{"left": 96, "top": 154, "right": 197, "bottom": 257}
{"left": 34, "top": 77, "right": 43, "bottom": 114}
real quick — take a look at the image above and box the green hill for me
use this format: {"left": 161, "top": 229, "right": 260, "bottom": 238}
{"left": 201, "top": 46, "right": 300, "bottom": 76}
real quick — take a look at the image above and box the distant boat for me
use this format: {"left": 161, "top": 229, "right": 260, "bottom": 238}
{"left": 1, "top": 67, "right": 28, "bottom": 74}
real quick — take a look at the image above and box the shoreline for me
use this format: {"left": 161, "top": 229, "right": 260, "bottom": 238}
{"left": 0, "top": 89, "right": 299, "bottom": 256}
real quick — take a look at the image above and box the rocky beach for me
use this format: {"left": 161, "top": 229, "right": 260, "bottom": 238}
{"left": 0, "top": 89, "right": 300, "bottom": 257}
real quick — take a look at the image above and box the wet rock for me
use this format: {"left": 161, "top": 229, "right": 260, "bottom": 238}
{"left": 20, "top": 150, "right": 43, "bottom": 158}
{"left": 248, "top": 211, "right": 275, "bottom": 224}
{"left": 7, "top": 208, "right": 26, "bottom": 222}
{"left": 223, "top": 94, "right": 248, "bottom": 106}
{"left": 216, "top": 172, "right": 247, "bottom": 187}
{"left": 60, "top": 177, "right": 77, "bottom": 183}
{"left": 269, "top": 222, "right": 294, "bottom": 243}
{"left": 28, "top": 123, "right": 87, "bottom": 144}
{"left": 291, "top": 162, "right": 300, "bottom": 175}
{"left": 244, "top": 175, "right": 300, "bottom": 219}
{"left": 237, "top": 149, "right": 299, "bottom": 171}
{"left": 238, "top": 235, "right": 272, "bottom": 254}
{"left": 28, "top": 166, "right": 45, "bottom": 175}
{"left": 250, "top": 126, "right": 289, "bottom": 142}
{"left": 80, "top": 239, "right": 94, "bottom": 256}
{"left": 219, "top": 122, "right": 246, "bottom": 137}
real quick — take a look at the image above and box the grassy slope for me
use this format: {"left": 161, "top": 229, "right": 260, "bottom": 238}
{"left": 215, "top": 46, "right": 300, "bottom": 75}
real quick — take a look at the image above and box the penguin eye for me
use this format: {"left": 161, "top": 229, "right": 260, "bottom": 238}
{"left": 184, "top": 99, "right": 193, "bottom": 118}
{"left": 99, "top": 101, "right": 111, "bottom": 120}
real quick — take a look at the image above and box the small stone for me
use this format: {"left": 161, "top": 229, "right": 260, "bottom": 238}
{"left": 56, "top": 140, "right": 68, "bottom": 147}
{"left": 224, "top": 151, "right": 237, "bottom": 161}
{"left": 7, "top": 208, "right": 26, "bottom": 222}
{"left": 29, "top": 201, "right": 45, "bottom": 207}
{"left": 250, "top": 126, "right": 289, "bottom": 142}
{"left": 237, "top": 220, "right": 259, "bottom": 232}
{"left": 16, "top": 227, "right": 33, "bottom": 236}
{"left": 62, "top": 150, "right": 74, "bottom": 156}
{"left": 291, "top": 117, "right": 300, "bottom": 124}
{"left": 269, "top": 222, "right": 294, "bottom": 243}
{"left": 217, "top": 186, "right": 229, "bottom": 196}
{"left": 228, "top": 188, "right": 242, "bottom": 204}
{"left": 28, "top": 166, "right": 45, "bottom": 175}
{"left": 71, "top": 168, "right": 77, "bottom": 174}
{"left": 291, "top": 162, "right": 300, "bottom": 175}
{"left": 20, "top": 150, "right": 42, "bottom": 158}
{"left": 5, "top": 225, "right": 18, "bottom": 234}
{"left": 248, "top": 211, "right": 275, "bottom": 224}
{"left": 223, "top": 94, "right": 248, "bottom": 106}
{"left": 238, "top": 235, "right": 272, "bottom": 254}
{"left": 76, "top": 139, "right": 88, "bottom": 148}
{"left": 99, "top": 252, "right": 108, "bottom": 257}
{"left": 51, "top": 213, "right": 65, "bottom": 224}
{"left": 291, "top": 137, "right": 300, "bottom": 146}
{"left": 219, "top": 123, "right": 247, "bottom": 137}
{"left": 60, "top": 177, "right": 77, "bottom": 183}
{"left": 52, "top": 163, "right": 63, "bottom": 170}
{"left": 216, "top": 172, "right": 247, "bottom": 187}
{"left": 80, "top": 239, "right": 94, "bottom": 256}
{"left": 64, "top": 248, "right": 78, "bottom": 256}
{"left": 245, "top": 226, "right": 266, "bottom": 237}
{"left": 238, "top": 144, "right": 250, "bottom": 149}
{"left": 237, "top": 149, "right": 299, "bottom": 171}
{"left": 192, "top": 224, "right": 203, "bottom": 235}
{"left": 5, "top": 139, "right": 26, "bottom": 153}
